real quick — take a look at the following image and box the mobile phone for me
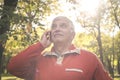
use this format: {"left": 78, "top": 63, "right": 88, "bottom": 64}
{"left": 46, "top": 31, "right": 52, "bottom": 41}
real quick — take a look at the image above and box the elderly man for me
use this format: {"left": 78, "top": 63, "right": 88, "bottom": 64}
{"left": 7, "top": 16, "right": 112, "bottom": 80}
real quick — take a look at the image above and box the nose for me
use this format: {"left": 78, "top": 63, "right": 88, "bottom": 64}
{"left": 56, "top": 26, "right": 60, "bottom": 30}
{"left": 53, "top": 25, "right": 61, "bottom": 31}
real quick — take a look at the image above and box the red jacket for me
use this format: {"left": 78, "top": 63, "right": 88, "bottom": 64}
{"left": 7, "top": 42, "right": 113, "bottom": 80}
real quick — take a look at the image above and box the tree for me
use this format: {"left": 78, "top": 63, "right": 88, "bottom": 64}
{"left": 0, "top": 0, "right": 60, "bottom": 79}
{"left": 66, "top": 0, "right": 117, "bottom": 77}
{"left": 108, "top": 0, "right": 120, "bottom": 29}
{"left": 114, "top": 31, "right": 120, "bottom": 75}
{"left": 0, "top": 0, "right": 18, "bottom": 79}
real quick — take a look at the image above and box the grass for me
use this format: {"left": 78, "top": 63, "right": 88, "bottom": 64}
{"left": 114, "top": 78, "right": 120, "bottom": 80}
{"left": 2, "top": 76, "right": 24, "bottom": 80}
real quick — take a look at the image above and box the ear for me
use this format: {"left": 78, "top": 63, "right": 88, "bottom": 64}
{"left": 71, "top": 30, "right": 75, "bottom": 39}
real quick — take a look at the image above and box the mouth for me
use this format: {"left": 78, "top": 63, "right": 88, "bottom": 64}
{"left": 54, "top": 33, "right": 63, "bottom": 37}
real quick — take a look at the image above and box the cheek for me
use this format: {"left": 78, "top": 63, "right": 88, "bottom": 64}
{"left": 50, "top": 32, "right": 54, "bottom": 39}
{"left": 67, "top": 31, "right": 75, "bottom": 39}
{"left": 64, "top": 32, "right": 72, "bottom": 39}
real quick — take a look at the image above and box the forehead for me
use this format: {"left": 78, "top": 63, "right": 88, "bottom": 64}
{"left": 52, "top": 16, "right": 71, "bottom": 24}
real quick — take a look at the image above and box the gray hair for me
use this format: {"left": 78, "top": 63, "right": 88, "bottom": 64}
{"left": 52, "top": 16, "right": 75, "bottom": 32}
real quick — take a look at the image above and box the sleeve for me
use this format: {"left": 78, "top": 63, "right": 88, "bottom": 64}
{"left": 93, "top": 56, "right": 113, "bottom": 80}
{"left": 7, "top": 42, "right": 45, "bottom": 79}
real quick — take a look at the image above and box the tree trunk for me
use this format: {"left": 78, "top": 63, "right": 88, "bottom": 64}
{"left": 117, "top": 58, "right": 120, "bottom": 74}
{"left": 107, "top": 56, "right": 114, "bottom": 77}
{"left": 96, "top": 25, "right": 103, "bottom": 63}
{"left": 0, "top": 0, "right": 18, "bottom": 80}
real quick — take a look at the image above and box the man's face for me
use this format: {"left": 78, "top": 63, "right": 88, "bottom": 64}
{"left": 50, "top": 18, "right": 74, "bottom": 43}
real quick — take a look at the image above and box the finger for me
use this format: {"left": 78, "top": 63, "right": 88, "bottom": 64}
{"left": 41, "top": 31, "right": 49, "bottom": 39}
{"left": 45, "top": 31, "right": 51, "bottom": 40}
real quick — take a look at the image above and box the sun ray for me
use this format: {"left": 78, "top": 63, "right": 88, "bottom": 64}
{"left": 79, "top": 0, "right": 100, "bottom": 15}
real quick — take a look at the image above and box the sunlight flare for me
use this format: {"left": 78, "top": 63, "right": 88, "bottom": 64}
{"left": 79, "top": 0, "right": 100, "bottom": 15}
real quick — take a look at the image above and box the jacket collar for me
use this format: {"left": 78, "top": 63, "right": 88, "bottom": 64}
{"left": 43, "top": 45, "right": 80, "bottom": 57}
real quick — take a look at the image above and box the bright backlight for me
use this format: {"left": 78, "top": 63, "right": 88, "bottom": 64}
{"left": 80, "top": 0, "right": 100, "bottom": 15}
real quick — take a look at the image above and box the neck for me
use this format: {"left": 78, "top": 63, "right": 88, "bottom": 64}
{"left": 53, "top": 42, "right": 71, "bottom": 55}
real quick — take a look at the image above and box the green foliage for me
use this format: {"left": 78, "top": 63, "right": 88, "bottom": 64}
{"left": 115, "top": 31, "right": 120, "bottom": 54}
{"left": 106, "top": 0, "right": 120, "bottom": 29}
{"left": 74, "top": 32, "right": 98, "bottom": 54}
{"left": 10, "top": 0, "right": 59, "bottom": 26}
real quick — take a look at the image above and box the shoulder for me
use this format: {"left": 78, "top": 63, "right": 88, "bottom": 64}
{"left": 80, "top": 49, "right": 99, "bottom": 60}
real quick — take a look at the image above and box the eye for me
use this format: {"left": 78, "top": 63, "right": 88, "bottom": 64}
{"left": 51, "top": 24, "right": 57, "bottom": 29}
{"left": 60, "top": 23, "right": 67, "bottom": 28}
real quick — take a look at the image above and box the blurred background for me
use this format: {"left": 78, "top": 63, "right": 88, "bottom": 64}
{"left": 0, "top": 0, "right": 120, "bottom": 80}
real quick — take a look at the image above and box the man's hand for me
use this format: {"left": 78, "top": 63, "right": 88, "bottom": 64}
{"left": 40, "top": 31, "right": 52, "bottom": 48}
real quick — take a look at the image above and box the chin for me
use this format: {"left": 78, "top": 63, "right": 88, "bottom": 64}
{"left": 53, "top": 39, "right": 64, "bottom": 43}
